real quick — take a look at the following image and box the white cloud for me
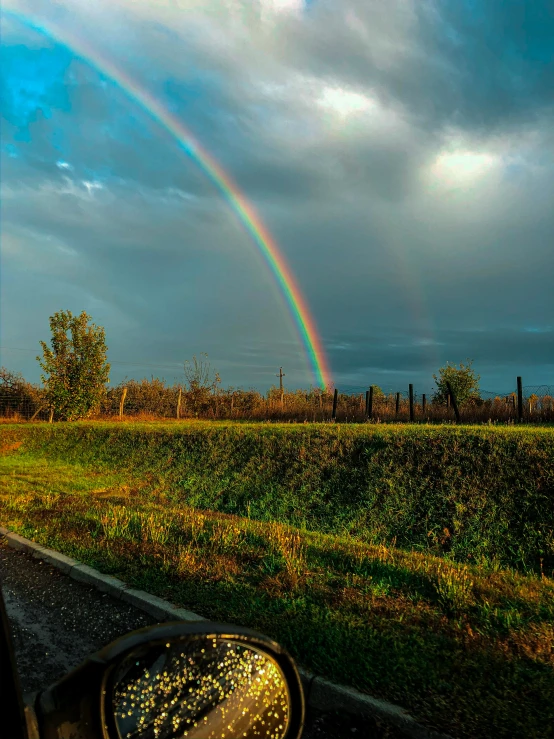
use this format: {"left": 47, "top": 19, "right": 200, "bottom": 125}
{"left": 165, "top": 187, "right": 199, "bottom": 202}
{"left": 260, "top": 0, "right": 304, "bottom": 14}
{"left": 317, "top": 86, "right": 376, "bottom": 118}
{"left": 428, "top": 149, "right": 499, "bottom": 188}
{"left": 420, "top": 128, "right": 507, "bottom": 195}
{"left": 56, "top": 160, "right": 73, "bottom": 170}
{"left": 82, "top": 180, "right": 104, "bottom": 197}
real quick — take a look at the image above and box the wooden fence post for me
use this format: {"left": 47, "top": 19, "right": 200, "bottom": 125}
{"left": 446, "top": 381, "right": 461, "bottom": 423}
{"left": 409, "top": 384, "right": 414, "bottom": 422}
{"left": 517, "top": 377, "right": 523, "bottom": 422}
{"left": 365, "top": 390, "right": 370, "bottom": 418}
{"left": 176, "top": 388, "right": 182, "bottom": 420}
{"left": 422, "top": 394, "right": 426, "bottom": 415}
{"left": 395, "top": 392, "right": 400, "bottom": 417}
{"left": 332, "top": 388, "right": 338, "bottom": 421}
{"left": 30, "top": 406, "right": 45, "bottom": 422}
{"left": 368, "top": 386, "right": 374, "bottom": 420}
{"left": 119, "top": 387, "right": 127, "bottom": 419}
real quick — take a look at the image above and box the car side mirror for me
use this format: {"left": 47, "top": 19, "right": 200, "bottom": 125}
{"left": 33, "top": 621, "right": 305, "bottom": 739}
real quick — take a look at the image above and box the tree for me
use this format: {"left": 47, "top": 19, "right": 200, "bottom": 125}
{"left": 0, "top": 367, "right": 44, "bottom": 418}
{"left": 370, "top": 385, "right": 385, "bottom": 399}
{"left": 37, "top": 310, "right": 110, "bottom": 421}
{"left": 183, "top": 353, "right": 221, "bottom": 393}
{"left": 183, "top": 353, "right": 221, "bottom": 413}
{"left": 0, "top": 367, "right": 28, "bottom": 399}
{"left": 432, "top": 359, "right": 480, "bottom": 406}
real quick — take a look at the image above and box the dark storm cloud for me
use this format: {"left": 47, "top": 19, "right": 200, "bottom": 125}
{"left": 272, "top": 0, "right": 554, "bottom": 134}
{"left": 325, "top": 326, "right": 554, "bottom": 393}
{"left": 327, "top": 326, "right": 554, "bottom": 374}
{"left": 418, "top": 1, "right": 554, "bottom": 131}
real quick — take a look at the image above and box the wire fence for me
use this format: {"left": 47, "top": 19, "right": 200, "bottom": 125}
{"left": 1, "top": 378, "right": 553, "bottom": 424}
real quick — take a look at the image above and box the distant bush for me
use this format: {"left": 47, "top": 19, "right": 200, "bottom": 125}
{"left": 433, "top": 359, "right": 481, "bottom": 406}
{"left": 2, "top": 368, "right": 554, "bottom": 424}
{"left": 0, "top": 367, "right": 45, "bottom": 419}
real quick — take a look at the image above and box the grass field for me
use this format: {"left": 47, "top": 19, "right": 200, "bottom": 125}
{"left": 1, "top": 422, "right": 553, "bottom": 738}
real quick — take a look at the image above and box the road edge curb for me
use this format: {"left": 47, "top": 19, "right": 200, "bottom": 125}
{"left": 0, "top": 527, "right": 453, "bottom": 739}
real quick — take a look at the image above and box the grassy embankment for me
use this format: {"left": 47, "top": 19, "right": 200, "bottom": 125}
{"left": 0, "top": 422, "right": 553, "bottom": 739}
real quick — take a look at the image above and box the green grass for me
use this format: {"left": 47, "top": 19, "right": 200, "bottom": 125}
{"left": 2, "top": 422, "right": 554, "bottom": 572}
{"left": 1, "top": 423, "right": 554, "bottom": 738}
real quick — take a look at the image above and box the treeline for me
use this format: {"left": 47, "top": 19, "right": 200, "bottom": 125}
{"left": 2, "top": 369, "right": 554, "bottom": 423}
{"left": 1, "top": 309, "right": 553, "bottom": 423}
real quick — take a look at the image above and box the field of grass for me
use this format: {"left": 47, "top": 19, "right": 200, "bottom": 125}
{"left": 1, "top": 422, "right": 553, "bottom": 738}
{"left": 2, "top": 421, "right": 553, "bottom": 571}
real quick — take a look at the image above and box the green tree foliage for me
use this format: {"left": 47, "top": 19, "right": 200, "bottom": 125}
{"left": 433, "top": 359, "right": 481, "bottom": 406}
{"left": 370, "top": 384, "right": 385, "bottom": 398}
{"left": 37, "top": 310, "right": 110, "bottom": 421}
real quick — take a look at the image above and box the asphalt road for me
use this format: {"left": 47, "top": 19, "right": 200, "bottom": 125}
{"left": 0, "top": 538, "right": 404, "bottom": 739}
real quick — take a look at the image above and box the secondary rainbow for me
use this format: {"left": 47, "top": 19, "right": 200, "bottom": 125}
{"left": 3, "top": 8, "right": 332, "bottom": 389}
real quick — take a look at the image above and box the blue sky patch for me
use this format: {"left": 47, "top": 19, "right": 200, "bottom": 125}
{"left": 0, "top": 42, "right": 73, "bottom": 133}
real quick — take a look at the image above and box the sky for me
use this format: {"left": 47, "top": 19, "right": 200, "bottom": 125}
{"left": 1, "top": 0, "right": 553, "bottom": 395}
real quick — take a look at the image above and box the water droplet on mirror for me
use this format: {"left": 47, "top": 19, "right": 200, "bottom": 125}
{"left": 110, "top": 636, "right": 291, "bottom": 738}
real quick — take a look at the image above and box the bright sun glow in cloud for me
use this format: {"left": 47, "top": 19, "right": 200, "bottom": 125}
{"left": 262, "top": 0, "right": 304, "bottom": 12}
{"left": 427, "top": 149, "right": 500, "bottom": 189}
{"left": 317, "top": 86, "right": 375, "bottom": 118}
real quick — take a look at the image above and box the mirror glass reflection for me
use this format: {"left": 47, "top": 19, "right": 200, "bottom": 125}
{"left": 111, "top": 635, "right": 291, "bottom": 739}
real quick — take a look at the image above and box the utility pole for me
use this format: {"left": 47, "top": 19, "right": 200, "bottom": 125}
{"left": 276, "top": 367, "right": 285, "bottom": 408}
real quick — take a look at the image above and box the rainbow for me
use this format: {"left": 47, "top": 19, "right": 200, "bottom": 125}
{"left": 2, "top": 7, "right": 332, "bottom": 389}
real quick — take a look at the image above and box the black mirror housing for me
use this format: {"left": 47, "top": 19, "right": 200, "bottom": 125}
{"left": 35, "top": 621, "right": 305, "bottom": 739}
